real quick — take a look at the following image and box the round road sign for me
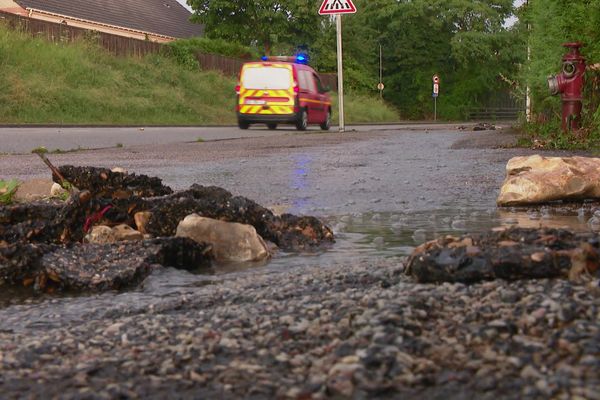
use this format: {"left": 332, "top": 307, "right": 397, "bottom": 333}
{"left": 377, "top": 83, "right": 385, "bottom": 91}
{"left": 433, "top": 75, "right": 440, "bottom": 84}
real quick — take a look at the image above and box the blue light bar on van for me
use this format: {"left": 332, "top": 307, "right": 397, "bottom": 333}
{"left": 295, "top": 54, "right": 308, "bottom": 64}
{"left": 260, "top": 55, "right": 310, "bottom": 65}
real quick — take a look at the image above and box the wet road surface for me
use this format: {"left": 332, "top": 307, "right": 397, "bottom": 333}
{"left": 1, "top": 125, "right": 598, "bottom": 399}
{"left": 0, "top": 123, "right": 450, "bottom": 154}
{"left": 0, "top": 124, "right": 589, "bottom": 307}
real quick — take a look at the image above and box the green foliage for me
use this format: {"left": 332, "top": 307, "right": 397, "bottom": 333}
{"left": 165, "top": 37, "right": 258, "bottom": 70}
{"left": 0, "top": 23, "right": 396, "bottom": 125}
{"left": 0, "top": 23, "right": 237, "bottom": 125}
{"left": 31, "top": 146, "right": 48, "bottom": 154}
{"left": 521, "top": 0, "right": 600, "bottom": 148}
{"left": 338, "top": 0, "right": 522, "bottom": 119}
{"left": 187, "top": 0, "right": 321, "bottom": 55}
{"left": 184, "top": 0, "right": 523, "bottom": 119}
{"left": 0, "top": 179, "right": 19, "bottom": 205}
{"left": 331, "top": 92, "right": 399, "bottom": 123}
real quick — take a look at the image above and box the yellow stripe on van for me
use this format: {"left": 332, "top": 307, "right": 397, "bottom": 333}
{"left": 238, "top": 63, "right": 296, "bottom": 115}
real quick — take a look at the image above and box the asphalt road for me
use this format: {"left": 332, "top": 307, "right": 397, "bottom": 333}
{"left": 1, "top": 124, "right": 598, "bottom": 399}
{"left": 0, "top": 123, "right": 471, "bottom": 154}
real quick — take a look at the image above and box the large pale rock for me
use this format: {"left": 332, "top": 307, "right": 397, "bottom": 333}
{"left": 176, "top": 214, "right": 270, "bottom": 263}
{"left": 12, "top": 179, "right": 54, "bottom": 202}
{"left": 497, "top": 155, "right": 600, "bottom": 206}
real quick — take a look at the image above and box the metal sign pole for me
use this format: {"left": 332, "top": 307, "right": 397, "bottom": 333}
{"left": 379, "top": 44, "right": 383, "bottom": 100}
{"left": 434, "top": 97, "right": 437, "bottom": 122}
{"left": 336, "top": 14, "right": 345, "bottom": 133}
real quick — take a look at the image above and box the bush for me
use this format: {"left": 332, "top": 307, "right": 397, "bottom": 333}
{"left": 0, "top": 179, "right": 20, "bottom": 205}
{"left": 165, "top": 38, "right": 258, "bottom": 69}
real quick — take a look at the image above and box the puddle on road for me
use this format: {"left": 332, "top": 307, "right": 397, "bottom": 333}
{"left": 267, "top": 204, "right": 596, "bottom": 270}
{"left": 1, "top": 204, "right": 599, "bottom": 324}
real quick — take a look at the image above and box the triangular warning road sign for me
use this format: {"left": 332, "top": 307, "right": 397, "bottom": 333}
{"left": 319, "top": 0, "right": 357, "bottom": 15}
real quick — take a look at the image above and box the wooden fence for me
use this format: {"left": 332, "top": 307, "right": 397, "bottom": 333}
{"left": 0, "top": 10, "right": 338, "bottom": 88}
{"left": 196, "top": 53, "right": 245, "bottom": 76}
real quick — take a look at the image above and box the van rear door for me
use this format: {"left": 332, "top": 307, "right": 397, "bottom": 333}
{"left": 239, "top": 64, "right": 295, "bottom": 116}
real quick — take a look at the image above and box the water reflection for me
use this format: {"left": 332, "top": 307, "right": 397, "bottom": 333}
{"left": 1, "top": 205, "right": 598, "bottom": 315}
{"left": 311, "top": 205, "right": 595, "bottom": 260}
{"left": 289, "top": 154, "right": 313, "bottom": 213}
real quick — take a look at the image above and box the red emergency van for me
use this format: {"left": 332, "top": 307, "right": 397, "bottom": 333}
{"left": 236, "top": 56, "right": 332, "bottom": 131}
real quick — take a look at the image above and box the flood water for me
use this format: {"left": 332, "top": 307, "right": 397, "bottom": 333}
{"left": 0, "top": 127, "right": 595, "bottom": 329}
{"left": 2, "top": 203, "right": 597, "bottom": 330}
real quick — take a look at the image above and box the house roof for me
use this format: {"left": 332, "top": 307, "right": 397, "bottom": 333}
{"left": 14, "top": 0, "right": 203, "bottom": 39}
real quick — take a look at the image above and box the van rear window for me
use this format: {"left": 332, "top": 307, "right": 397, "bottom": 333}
{"left": 242, "top": 67, "right": 292, "bottom": 90}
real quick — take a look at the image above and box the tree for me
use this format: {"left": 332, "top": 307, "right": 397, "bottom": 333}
{"left": 188, "top": 0, "right": 321, "bottom": 55}
{"left": 348, "top": 0, "right": 521, "bottom": 118}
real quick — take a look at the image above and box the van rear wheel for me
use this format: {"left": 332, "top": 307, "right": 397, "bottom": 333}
{"left": 238, "top": 120, "right": 250, "bottom": 130}
{"left": 296, "top": 109, "right": 308, "bottom": 131}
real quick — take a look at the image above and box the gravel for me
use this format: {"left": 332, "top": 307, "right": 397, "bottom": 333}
{"left": 0, "top": 258, "right": 598, "bottom": 399}
{"left": 1, "top": 127, "right": 599, "bottom": 398}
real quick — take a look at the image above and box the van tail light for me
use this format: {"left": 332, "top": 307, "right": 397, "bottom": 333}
{"left": 293, "top": 82, "right": 299, "bottom": 94}
{"left": 235, "top": 85, "right": 241, "bottom": 94}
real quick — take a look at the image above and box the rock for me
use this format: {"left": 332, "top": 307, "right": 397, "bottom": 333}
{"left": 56, "top": 165, "right": 173, "bottom": 198}
{"left": 36, "top": 237, "right": 212, "bottom": 292}
{"left": 458, "top": 123, "right": 496, "bottom": 131}
{"left": 50, "top": 183, "right": 68, "bottom": 198}
{"left": 134, "top": 211, "right": 152, "bottom": 234}
{"left": 406, "top": 227, "right": 600, "bottom": 284}
{"left": 498, "top": 155, "right": 600, "bottom": 206}
{"left": 85, "top": 225, "right": 116, "bottom": 244}
{"left": 12, "top": 179, "right": 54, "bottom": 202}
{"left": 85, "top": 225, "right": 143, "bottom": 243}
{"left": 473, "top": 123, "right": 496, "bottom": 131}
{"left": 176, "top": 214, "right": 270, "bottom": 263}
{"left": 112, "top": 224, "right": 143, "bottom": 241}
{"left": 144, "top": 185, "right": 334, "bottom": 251}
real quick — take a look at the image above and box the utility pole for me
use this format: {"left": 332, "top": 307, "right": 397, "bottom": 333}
{"left": 379, "top": 44, "right": 383, "bottom": 100}
{"left": 526, "top": 0, "right": 532, "bottom": 123}
{"left": 336, "top": 14, "right": 345, "bottom": 133}
{"left": 318, "top": 0, "right": 357, "bottom": 133}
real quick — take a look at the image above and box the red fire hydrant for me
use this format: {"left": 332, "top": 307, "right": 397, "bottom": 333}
{"left": 548, "top": 42, "right": 586, "bottom": 132}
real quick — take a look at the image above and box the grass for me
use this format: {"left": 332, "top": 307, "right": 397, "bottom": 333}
{"left": 331, "top": 93, "right": 399, "bottom": 124}
{"left": 0, "top": 179, "right": 20, "bottom": 205}
{"left": 520, "top": 119, "right": 600, "bottom": 151}
{"left": 0, "top": 24, "right": 399, "bottom": 126}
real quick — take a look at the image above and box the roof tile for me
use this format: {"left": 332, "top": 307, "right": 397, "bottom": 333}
{"left": 14, "top": 0, "right": 203, "bottom": 38}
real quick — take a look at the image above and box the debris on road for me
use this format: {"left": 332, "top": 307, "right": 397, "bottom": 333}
{"left": 0, "top": 164, "right": 334, "bottom": 294}
{"left": 457, "top": 122, "right": 497, "bottom": 131}
{"left": 407, "top": 226, "right": 600, "bottom": 284}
